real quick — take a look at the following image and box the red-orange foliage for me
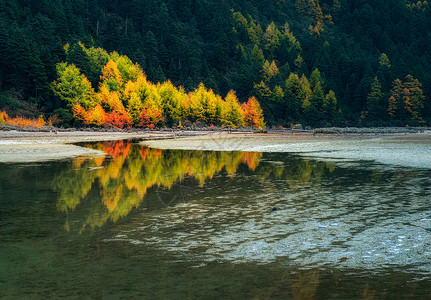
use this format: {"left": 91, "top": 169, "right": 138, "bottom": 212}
{"left": 138, "top": 108, "right": 164, "bottom": 128}
{"left": 138, "top": 146, "right": 162, "bottom": 161}
{"left": 103, "top": 140, "right": 131, "bottom": 159}
{"left": 73, "top": 102, "right": 130, "bottom": 128}
{"left": 0, "top": 110, "right": 9, "bottom": 124}
{"left": 241, "top": 97, "right": 265, "bottom": 128}
{"left": 53, "top": 52, "right": 266, "bottom": 129}
{"left": 139, "top": 146, "right": 150, "bottom": 160}
{"left": 97, "top": 87, "right": 130, "bottom": 128}
{"left": 241, "top": 152, "right": 262, "bottom": 171}
{"left": 72, "top": 157, "right": 86, "bottom": 168}
{"left": 0, "top": 110, "right": 46, "bottom": 128}
{"left": 93, "top": 156, "right": 106, "bottom": 167}
{"left": 105, "top": 111, "right": 130, "bottom": 128}
{"left": 72, "top": 103, "right": 88, "bottom": 122}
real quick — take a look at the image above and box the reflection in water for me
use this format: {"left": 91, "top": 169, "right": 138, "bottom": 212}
{"left": 292, "top": 269, "right": 320, "bottom": 300}
{"left": 91, "top": 142, "right": 431, "bottom": 277}
{"left": 52, "top": 140, "right": 265, "bottom": 231}
{"left": 52, "top": 140, "right": 339, "bottom": 232}
{"left": 2, "top": 140, "right": 431, "bottom": 298}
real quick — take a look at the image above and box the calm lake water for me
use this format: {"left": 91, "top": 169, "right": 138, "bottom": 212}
{"left": 1, "top": 140, "right": 431, "bottom": 299}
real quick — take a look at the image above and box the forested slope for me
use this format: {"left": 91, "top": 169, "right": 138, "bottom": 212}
{"left": 0, "top": 0, "right": 430, "bottom": 127}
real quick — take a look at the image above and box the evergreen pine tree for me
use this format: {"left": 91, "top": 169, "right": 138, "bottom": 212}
{"left": 366, "top": 76, "right": 385, "bottom": 123}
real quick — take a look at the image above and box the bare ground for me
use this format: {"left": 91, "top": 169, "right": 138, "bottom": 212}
{"left": 0, "top": 130, "right": 206, "bottom": 163}
{"left": 1, "top": 129, "right": 430, "bottom": 168}
{"left": 142, "top": 131, "right": 431, "bottom": 169}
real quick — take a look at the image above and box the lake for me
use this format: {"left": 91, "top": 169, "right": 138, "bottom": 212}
{"left": 1, "top": 140, "right": 431, "bottom": 299}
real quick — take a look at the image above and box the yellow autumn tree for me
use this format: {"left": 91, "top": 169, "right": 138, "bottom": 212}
{"left": 100, "top": 60, "right": 124, "bottom": 92}
{"left": 222, "top": 90, "right": 244, "bottom": 128}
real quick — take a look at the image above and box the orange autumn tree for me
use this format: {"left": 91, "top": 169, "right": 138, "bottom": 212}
{"left": 139, "top": 97, "right": 164, "bottom": 128}
{"left": 71, "top": 103, "right": 88, "bottom": 123}
{"left": 98, "top": 61, "right": 130, "bottom": 128}
{"left": 138, "top": 79, "right": 164, "bottom": 128}
{"left": 98, "top": 86, "right": 130, "bottom": 128}
{"left": 241, "top": 97, "right": 265, "bottom": 129}
{"left": 88, "top": 104, "right": 107, "bottom": 126}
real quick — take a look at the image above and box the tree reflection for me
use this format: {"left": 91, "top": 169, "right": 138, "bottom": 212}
{"left": 53, "top": 140, "right": 337, "bottom": 232}
{"left": 52, "top": 140, "right": 264, "bottom": 231}
{"left": 291, "top": 269, "right": 320, "bottom": 300}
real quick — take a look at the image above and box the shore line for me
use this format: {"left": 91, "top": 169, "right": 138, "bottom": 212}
{"left": 1, "top": 127, "right": 430, "bottom": 166}
{"left": 0, "top": 129, "right": 209, "bottom": 163}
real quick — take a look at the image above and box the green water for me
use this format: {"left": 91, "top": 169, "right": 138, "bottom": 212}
{"left": 1, "top": 140, "right": 431, "bottom": 299}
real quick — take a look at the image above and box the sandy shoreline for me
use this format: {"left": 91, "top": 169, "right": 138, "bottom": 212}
{"left": 1, "top": 129, "right": 430, "bottom": 168}
{"left": 142, "top": 131, "right": 431, "bottom": 169}
{"left": 0, "top": 130, "right": 207, "bottom": 163}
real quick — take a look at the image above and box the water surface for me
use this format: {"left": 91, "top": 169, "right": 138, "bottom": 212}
{"left": 1, "top": 140, "right": 431, "bottom": 298}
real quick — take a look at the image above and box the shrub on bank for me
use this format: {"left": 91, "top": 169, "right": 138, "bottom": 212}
{"left": 0, "top": 111, "right": 9, "bottom": 124}
{"left": 0, "top": 110, "right": 46, "bottom": 128}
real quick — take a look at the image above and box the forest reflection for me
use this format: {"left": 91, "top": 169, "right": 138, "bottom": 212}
{"left": 52, "top": 140, "right": 335, "bottom": 232}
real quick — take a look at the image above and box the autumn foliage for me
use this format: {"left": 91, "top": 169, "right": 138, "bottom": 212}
{"left": 241, "top": 97, "right": 265, "bottom": 129}
{"left": 0, "top": 110, "right": 8, "bottom": 124}
{"left": 51, "top": 44, "right": 265, "bottom": 129}
{"left": 0, "top": 110, "right": 46, "bottom": 128}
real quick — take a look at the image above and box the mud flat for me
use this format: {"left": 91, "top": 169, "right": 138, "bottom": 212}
{"left": 0, "top": 129, "right": 206, "bottom": 163}
{"left": 2, "top": 127, "right": 431, "bottom": 167}
{"left": 142, "top": 131, "right": 431, "bottom": 169}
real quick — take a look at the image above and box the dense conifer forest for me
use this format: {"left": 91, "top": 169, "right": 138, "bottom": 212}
{"left": 0, "top": 0, "right": 430, "bottom": 127}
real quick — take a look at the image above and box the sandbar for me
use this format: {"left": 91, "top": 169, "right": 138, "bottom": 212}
{"left": 1, "top": 129, "right": 431, "bottom": 168}
{"left": 142, "top": 131, "right": 431, "bottom": 169}
{"left": 0, "top": 130, "right": 199, "bottom": 163}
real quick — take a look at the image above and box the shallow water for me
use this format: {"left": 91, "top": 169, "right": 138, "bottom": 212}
{"left": 1, "top": 140, "right": 431, "bottom": 299}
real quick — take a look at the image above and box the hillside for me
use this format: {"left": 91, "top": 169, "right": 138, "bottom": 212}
{"left": 0, "top": 0, "right": 430, "bottom": 127}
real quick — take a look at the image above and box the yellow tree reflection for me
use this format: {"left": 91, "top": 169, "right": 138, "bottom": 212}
{"left": 52, "top": 141, "right": 263, "bottom": 231}
{"left": 53, "top": 141, "right": 336, "bottom": 232}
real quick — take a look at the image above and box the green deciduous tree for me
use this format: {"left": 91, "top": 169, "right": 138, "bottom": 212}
{"left": 50, "top": 62, "right": 96, "bottom": 109}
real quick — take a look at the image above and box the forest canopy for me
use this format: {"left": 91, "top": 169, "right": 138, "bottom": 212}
{"left": 0, "top": 0, "right": 430, "bottom": 127}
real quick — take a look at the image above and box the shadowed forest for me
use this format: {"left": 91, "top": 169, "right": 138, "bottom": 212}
{"left": 0, "top": 0, "right": 430, "bottom": 127}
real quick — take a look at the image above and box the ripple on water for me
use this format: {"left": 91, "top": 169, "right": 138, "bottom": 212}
{"left": 105, "top": 159, "right": 431, "bottom": 276}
